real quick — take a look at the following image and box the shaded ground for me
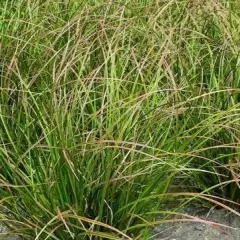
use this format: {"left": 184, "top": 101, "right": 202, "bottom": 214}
{"left": 152, "top": 206, "right": 240, "bottom": 240}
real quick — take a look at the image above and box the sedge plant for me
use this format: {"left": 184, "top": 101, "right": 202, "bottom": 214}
{"left": 0, "top": 0, "right": 240, "bottom": 239}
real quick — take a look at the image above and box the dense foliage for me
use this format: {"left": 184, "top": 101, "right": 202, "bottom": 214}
{"left": 0, "top": 1, "right": 240, "bottom": 239}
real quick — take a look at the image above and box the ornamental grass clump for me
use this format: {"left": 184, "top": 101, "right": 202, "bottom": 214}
{"left": 0, "top": 1, "right": 240, "bottom": 239}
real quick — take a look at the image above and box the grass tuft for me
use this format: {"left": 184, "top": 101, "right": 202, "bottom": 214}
{"left": 1, "top": 1, "right": 240, "bottom": 239}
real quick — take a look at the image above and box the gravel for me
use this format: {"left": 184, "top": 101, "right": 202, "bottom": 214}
{"left": 0, "top": 220, "right": 21, "bottom": 240}
{"left": 0, "top": 225, "right": 21, "bottom": 240}
{"left": 152, "top": 206, "right": 240, "bottom": 240}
